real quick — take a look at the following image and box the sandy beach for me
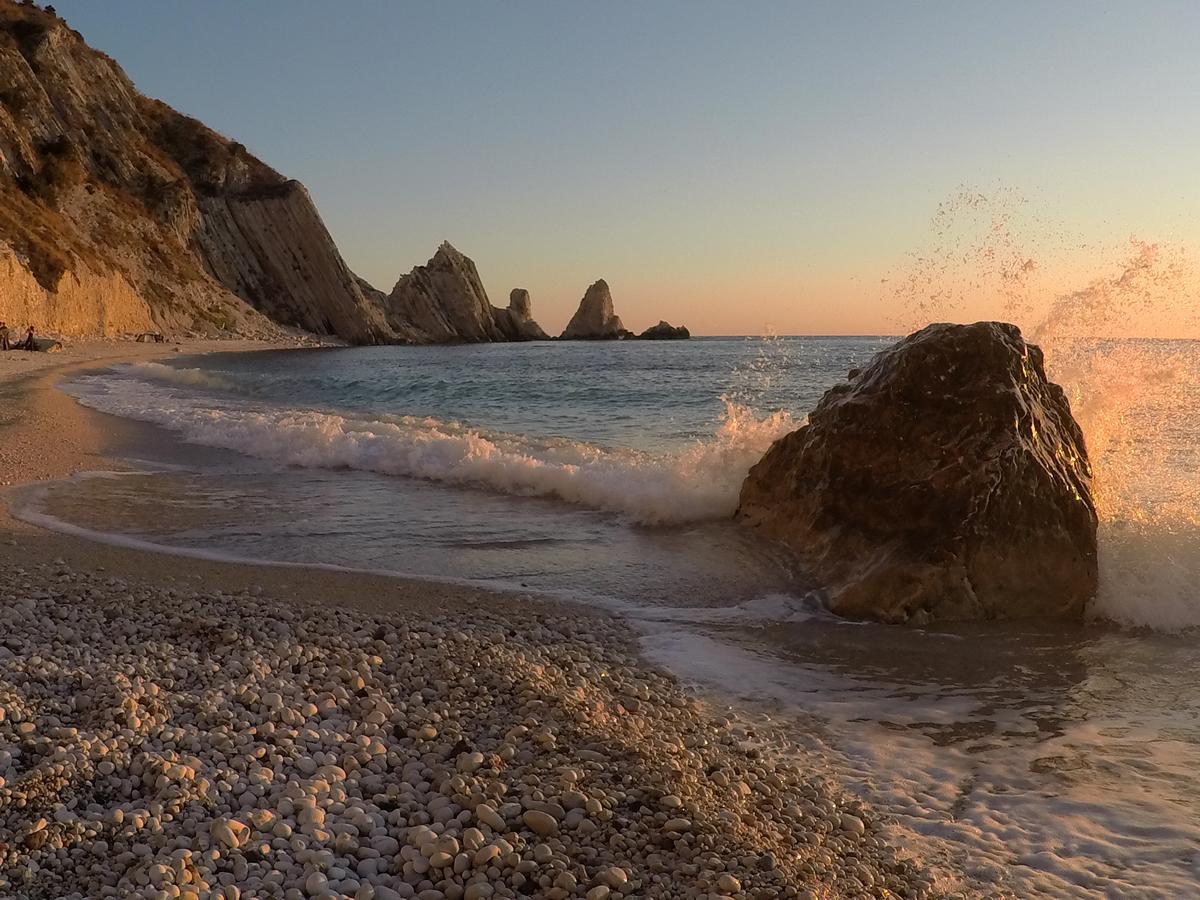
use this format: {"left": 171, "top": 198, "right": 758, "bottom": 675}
{"left": 0, "top": 341, "right": 959, "bottom": 899}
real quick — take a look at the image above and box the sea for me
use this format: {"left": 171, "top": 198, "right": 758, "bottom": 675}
{"left": 14, "top": 335, "right": 1200, "bottom": 898}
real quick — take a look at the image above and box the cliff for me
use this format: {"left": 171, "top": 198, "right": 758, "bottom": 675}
{"left": 0, "top": 1, "right": 387, "bottom": 342}
{"left": 381, "top": 242, "right": 549, "bottom": 344}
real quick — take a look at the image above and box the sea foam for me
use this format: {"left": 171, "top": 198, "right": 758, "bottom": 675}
{"left": 66, "top": 369, "right": 796, "bottom": 526}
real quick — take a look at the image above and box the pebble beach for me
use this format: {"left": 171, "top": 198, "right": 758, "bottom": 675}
{"left": 0, "top": 345, "right": 953, "bottom": 899}
{"left": 0, "top": 559, "right": 935, "bottom": 900}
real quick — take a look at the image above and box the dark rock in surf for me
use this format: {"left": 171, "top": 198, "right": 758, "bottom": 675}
{"left": 736, "top": 322, "right": 1098, "bottom": 624}
{"left": 638, "top": 320, "right": 690, "bottom": 340}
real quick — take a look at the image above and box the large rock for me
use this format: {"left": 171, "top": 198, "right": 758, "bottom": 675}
{"left": 493, "top": 288, "right": 549, "bottom": 341}
{"left": 736, "top": 322, "right": 1098, "bottom": 624}
{"left": 383, "top": 241, "right": 506, "bottom": 343}
{"left": 561, "top": 279, "right": 627, "bottom": 340}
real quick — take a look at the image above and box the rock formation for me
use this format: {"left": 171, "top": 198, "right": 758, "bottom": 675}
{"left": 383, "top": 242, "right": 503, "bottom": 343}
{"left": 638, "top": 320, "right": 690, "bottom": 340}
{"left": 561, "top": 279, "right": 627, "bottom": 340}
{"left": 0, "top": 3, "right": 663, "bottom": 348}
{"left": 0, "top": 2, "right": 388, "bottom": 341}
{"left": 494, "top": 288, "right": 550, "bottom": 341}
{"left": 380, "top": 244, "right": 549, "bottom": 344}
{"left": 736, "top": 322, "right": 1098, "bottom": 624}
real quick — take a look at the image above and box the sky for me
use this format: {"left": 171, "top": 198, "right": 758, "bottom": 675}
{"left": 51, "top": 1, "right": 1200, "bottom": 336}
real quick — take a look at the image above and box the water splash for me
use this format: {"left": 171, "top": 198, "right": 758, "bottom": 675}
{"left": 723, "top": 330, "right": 798, "bottom": 410}
{"left": 887, "top": 188, "right": 1200, "bottom": 628}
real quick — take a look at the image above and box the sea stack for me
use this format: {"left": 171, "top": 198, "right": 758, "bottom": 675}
{"left": 736, "top": 322, "right": 1098, "bottom": 624}
{"left": 560, "top": 279, "right": 627, "bottom": 339}
{"left": 494, "top": 288, "right": 550, "bottom": 341}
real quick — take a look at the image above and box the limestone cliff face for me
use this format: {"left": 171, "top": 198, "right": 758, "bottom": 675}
{"left": 190, "top": 183, "right": 390, "bottom": 343}
{"left": 381, "top": 243, "right": 549, "bottom": 344}
{"left": 0, "top": 2, "right": 383, "bottom": 341}
{"left": 561, "top": 279, "right": 627, "bottom": 340}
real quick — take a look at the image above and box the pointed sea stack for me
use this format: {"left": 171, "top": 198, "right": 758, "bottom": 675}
{"left": 560, "top": 279, "right": 627, "bottom": 340}
{"left": 737, "top": 322, "right": 1098, "bottom": 625}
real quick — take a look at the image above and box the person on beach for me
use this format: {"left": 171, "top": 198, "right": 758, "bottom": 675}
{"left": 0, "top": 322, "right": 8, "bottom": 351}
{"left": 20, "top": 326, "right": 35, "bottom": 351}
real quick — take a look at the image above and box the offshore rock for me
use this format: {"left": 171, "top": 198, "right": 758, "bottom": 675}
{"left": 638, "top": 320, "right": 690, "bottom": 340}
{"left": 382, "top": 243, "right": 547, "bottom": 343}
{"left": 736, "top": 322, "right": 1098, "bottom": 624}
{"left": 561, "top": 279, "right": 626, "bottom": 340}
{"left": 383, "top": 242, "right": 503, "bottom": 343}
{"left": 494, "top": 288, "right": 550, "bottom": 341}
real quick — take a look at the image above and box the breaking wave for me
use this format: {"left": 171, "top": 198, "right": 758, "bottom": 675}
{"left": 129, "top": 361, "right": 238, "bottom": 391}
{"left": 64, "top": 371, "right": 795, "bottom": 526}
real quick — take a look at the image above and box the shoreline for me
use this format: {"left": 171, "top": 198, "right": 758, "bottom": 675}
{"left": 0, "top": 340, "right": 957, "bottom": 898}
{"left": 0, "top": 341, "right": 587, "bottom": 624}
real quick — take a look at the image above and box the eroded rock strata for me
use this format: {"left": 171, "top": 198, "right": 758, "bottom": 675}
{"left": 382, "top": 244, "right": 550, "bottom": 344}
{"left": 737, "top": 322, "right": 1098, "bottom": 624}
{"left": 0, "top": 3, "right": 680, "bottom": 346}
{"left": 494, "top": 288, "right": 550, "bottom": 341}
{"left": 0, "top": 2, "right": 386, "bottom": 342}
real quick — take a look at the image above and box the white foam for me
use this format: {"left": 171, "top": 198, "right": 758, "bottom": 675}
{"left": 630, "top": 592, "right": 843, "bottom": 626}
{"left": 129, "top": 361, "right": 238, "bottom": 391}
{"left": 63, "top": 374, "right": 795, "bottom": 526}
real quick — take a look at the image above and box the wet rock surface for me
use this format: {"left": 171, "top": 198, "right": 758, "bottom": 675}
{"left": 738, "top": 322, "right": 1098, "bottom": 624}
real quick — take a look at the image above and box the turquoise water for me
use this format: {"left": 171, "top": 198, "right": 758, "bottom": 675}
{"left": 18, "top": 336, "right": 1200, "bottom": 896}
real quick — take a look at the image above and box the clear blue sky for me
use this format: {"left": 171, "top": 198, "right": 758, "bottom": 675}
{"left": 52, "top": 1, "right": 1200, "bottom": 334}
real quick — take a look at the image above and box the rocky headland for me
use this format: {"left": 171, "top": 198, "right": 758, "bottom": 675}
{"left": 0, "top": 2, "right": 388, "bottom": 343}
{"left": 0, "top": 3, "right": 685, "bottom": 347}
{"left": 737, "top": 322, "right": 1098, "bottom": 624}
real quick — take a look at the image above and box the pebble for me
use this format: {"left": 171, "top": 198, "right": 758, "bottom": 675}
{"left": 522, "top": 809, "right": 558, "bottom": 836}
{"left": 0, "top": 560, "right": 930, "bottom": 899}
